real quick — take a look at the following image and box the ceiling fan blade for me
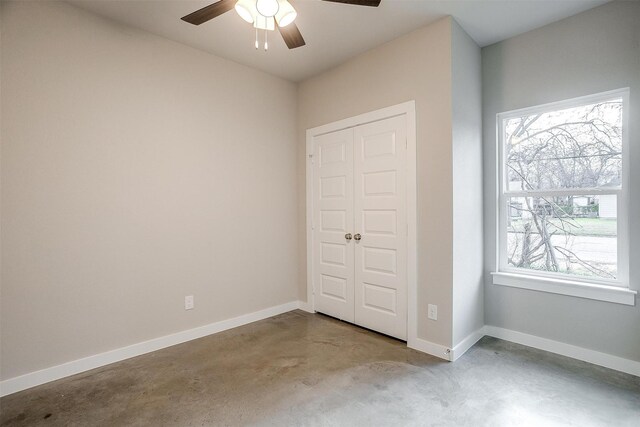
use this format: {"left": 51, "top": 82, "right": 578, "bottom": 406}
{"left": 181, "top": 0, "right": 236, "bottom": 25}
{"left": 321, "top": 0, "right": 381, "bottom": 6}
{"left": 277, "top": 23, "right": 306, "bottom": 49}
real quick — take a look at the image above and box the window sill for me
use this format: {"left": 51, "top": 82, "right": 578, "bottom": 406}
{"left": 491, "top": 272, "right": 636, "bottom": 306}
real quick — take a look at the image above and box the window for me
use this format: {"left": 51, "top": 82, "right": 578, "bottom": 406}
{"left": 493, "top": 89, "right": 634, "bottom": 305}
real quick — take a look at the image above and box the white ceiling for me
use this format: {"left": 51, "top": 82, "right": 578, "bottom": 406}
{"left": 66, "top": 0, "right": 608, "bottom": 82}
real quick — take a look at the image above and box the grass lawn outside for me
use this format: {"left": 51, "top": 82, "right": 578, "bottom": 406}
{"left": 508, "top": 218, "right": 617, "bottom": 237}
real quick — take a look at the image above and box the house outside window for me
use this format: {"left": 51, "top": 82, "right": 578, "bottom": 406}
{"left": 493, "top": 89, "right": 634, "bottom": 305}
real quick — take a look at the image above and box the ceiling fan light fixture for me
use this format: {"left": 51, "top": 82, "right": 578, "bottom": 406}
{"left": 275, "top": 0, "right": 296, "bottom": 27}
{"left": 253, "top": 15, "right": 275, "bottom": 31}
{"left": 234, "top": 0, "right": 257, "bottom": 23}
{"left": 256, "top": 0, "right": 279, "bottom": 17}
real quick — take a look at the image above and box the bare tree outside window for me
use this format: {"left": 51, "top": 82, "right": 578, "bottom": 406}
{"left": 503, "top": 99, "right": 622, "bottom": 279}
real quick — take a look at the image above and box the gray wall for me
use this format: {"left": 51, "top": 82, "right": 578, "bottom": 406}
{"left": 1, "top": 1, "right": 299, "bottom": 380}
{"left": 482, "top": 1, "right": 640, "bottom": 362}
{"left": 451, "top": 20, "right": 484, "bottom": 347}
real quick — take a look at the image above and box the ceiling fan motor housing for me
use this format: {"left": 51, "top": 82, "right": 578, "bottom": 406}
{"left": 181, "top": 0, "right": 381, "bottom": 49}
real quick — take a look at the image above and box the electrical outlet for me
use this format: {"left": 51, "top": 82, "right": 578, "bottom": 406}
{"left": 185, "top": 295, "right": 194, "bottom": 310}
{"left": 428, "top": 304, "right": 437, "bottom": 320}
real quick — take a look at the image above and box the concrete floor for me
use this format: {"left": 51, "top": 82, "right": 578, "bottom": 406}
{"left": 1, "top": 310, "right": 639, "bottom": 426}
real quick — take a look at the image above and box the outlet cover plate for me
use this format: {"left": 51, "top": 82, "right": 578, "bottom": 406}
{"left": 428, "top": 304, "right": 437, "bottom": 320}
{"left": 185, "top": 295, "right": 194, "bottom": 310}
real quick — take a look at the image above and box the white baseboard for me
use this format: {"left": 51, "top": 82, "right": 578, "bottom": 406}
{"left": 408, "top": 337, "right": 452, "bottom": 361}
{"left": 451, "top": 328, "right": 485, "bottom": 361}
{"left": 0, "top": 301, "right": 302, "bottom": 397}
{"left": 483, "top": 325, "right": 640, "bottom": 377}
{"left": 297, "top": 300, "right": 314, "bottom": 313}
{"left": 4, "top": 307, "right": 637, "bottom": 397}
{"left": 410, "top": 325, "right": 639, "bottom": 377}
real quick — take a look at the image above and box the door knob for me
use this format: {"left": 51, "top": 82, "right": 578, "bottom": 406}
{"left": 345, "top": 233, "right": 353, "bottom": 241}
{"left": 354, "top": 233, "right": 362, "bottom": 241}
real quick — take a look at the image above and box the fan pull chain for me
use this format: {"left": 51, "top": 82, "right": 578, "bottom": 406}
{"left": 264, "top": 28, "right": 268, "bottom": 51}
{"left": 255, "top": 27, "right": 259, "bottom": 49}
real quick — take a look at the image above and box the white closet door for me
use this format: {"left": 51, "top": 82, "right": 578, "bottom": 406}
{"left": 353, "top": 115, "right": 407, "bottom": 340}
{"left": 313, "top": 128, "right": 355, "bottom": 322}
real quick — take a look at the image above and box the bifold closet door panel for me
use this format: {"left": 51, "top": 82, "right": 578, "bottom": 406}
{"left": 312, "top": 128, "right": 355, "bottom": 323}
{"left": 353, "top": 115, "right": 408, "bottom": 340}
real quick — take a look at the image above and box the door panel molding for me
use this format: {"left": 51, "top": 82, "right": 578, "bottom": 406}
{"left": 306, "top": 101, "right": 417, "bottom": 344}
{"left": 354, "top": 115, "right": 407, "bottom": 339}
{"left": 312, "top": 128, "right": 355, "bottom": 323}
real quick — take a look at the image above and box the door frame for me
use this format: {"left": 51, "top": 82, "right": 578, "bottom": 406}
{"left": 304, "top": 100, "right": 417, "bottom": 345}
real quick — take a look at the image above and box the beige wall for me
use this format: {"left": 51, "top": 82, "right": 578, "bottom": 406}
{"left": 0, "top": 1, "right": 298, "bottom": 380}
{"left": 297, "top": 18, "right": 456, "bottom": 346}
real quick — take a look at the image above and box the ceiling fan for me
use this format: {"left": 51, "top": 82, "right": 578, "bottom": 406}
{"left": 181, "top": 0, "right": 381, "bottom": 50}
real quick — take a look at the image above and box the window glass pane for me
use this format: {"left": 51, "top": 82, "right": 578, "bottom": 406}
{"left": 507, "top": 195, "right": 617, "bottom": 279}
{"left": 504, "top": 99, "right": 623, "bottom": 191}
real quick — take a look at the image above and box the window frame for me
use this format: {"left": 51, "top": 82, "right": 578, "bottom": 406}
{"left": 494, "top": 89, "right": 633, "bottom": 303}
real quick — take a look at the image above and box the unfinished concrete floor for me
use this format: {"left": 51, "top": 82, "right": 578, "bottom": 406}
{"left": 1, "top": 310, "right": 639, "bottom": 426}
